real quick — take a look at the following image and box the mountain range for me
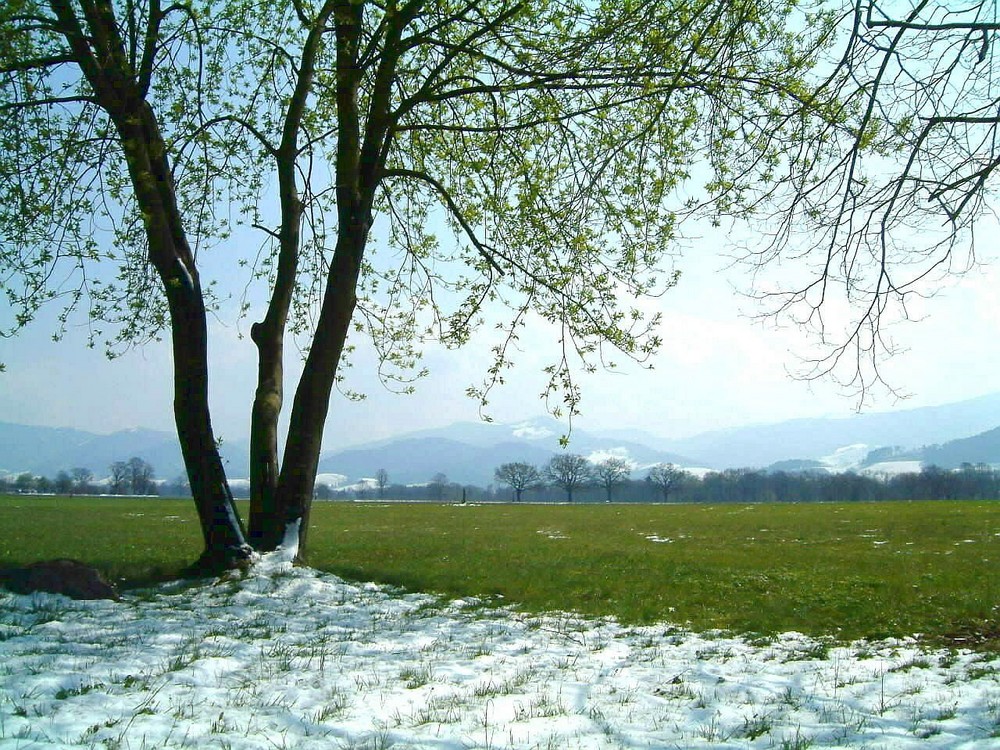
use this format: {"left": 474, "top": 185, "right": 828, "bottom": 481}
{"left": 4, "top": 391, "right": 1000, "bottom": 486}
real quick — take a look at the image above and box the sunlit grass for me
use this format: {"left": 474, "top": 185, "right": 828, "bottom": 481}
{"left": 1, "top": 495, "right": 997, "bottom": 641}
{"left": 306, "top": 500, "right": 1000, "bottom": 641}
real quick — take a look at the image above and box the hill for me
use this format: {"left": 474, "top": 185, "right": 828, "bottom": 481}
{"left": 0, "top": 422, "right": 248, "bottom": 481}
{"left": 659, "top": 392, "right": 1000, "bottom": 469}
{"left": 5, "top": 391, "right": 1000, "bottom": 484}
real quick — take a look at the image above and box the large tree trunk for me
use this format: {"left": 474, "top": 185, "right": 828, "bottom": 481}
{"left": 51, "top": 0, "right": 251, "bottom": 572}
{"left": 268, "top": 1, "right": 375, "bottom": 559}
{"left": 247, "top": 152, "right": 309, "bottom": 552}
{"left": 246, "top": 2, "right": 340, "bottom": 551}
{"left": 119, "top": 107, "right": 251, "bottom": 571}
{"left": 275, "top": 221, "right": 368, "bottom": 557}
{"left": 248, "top": 193, "right": 297, "bottom": 552}
{"left": 168, "top": 271, "right": 252, "bottom": 571}
{"left": 247, "top": 325, "right": 283, "bottom": 550}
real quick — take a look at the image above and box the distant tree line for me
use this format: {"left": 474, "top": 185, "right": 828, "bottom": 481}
{"left": 490, "top": 456, "right": 694, "bottom": 503}
{"left": 327, "top": 457, "right": 1000, "bottom": 504}
{"left": 10, "top": 456, "right": 997, "bottom": 505}
{"left": 1, "top": 458, "right": 157, "bottom": 496}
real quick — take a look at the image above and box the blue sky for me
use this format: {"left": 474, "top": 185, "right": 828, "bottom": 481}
{"left": 3, "top": 218, "right": 998, "bottom": 451}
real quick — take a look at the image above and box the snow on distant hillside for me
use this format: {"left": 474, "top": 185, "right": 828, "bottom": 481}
{"left": 818, "top": 443, "right": 870, "bottom": 472}
{"left": 8, "top": 391, "right": 1000, "bottom": 485}
{"left": 510, "top": 420, "right": 556, "bottom": 440}
{"left": 584, "top": 446, "right": 636, "bottom": 467}
{"left": 861, "top": 460, "right": 925, "bottom": 477}
{"left": 315, "top": 472, "right": 349, "bottom": 488}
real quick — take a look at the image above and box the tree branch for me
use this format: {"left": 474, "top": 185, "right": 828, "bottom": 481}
{"left": 0, "top": 54, "right": 76, "bottom": 73}
{"left": 381, "top": 167, "right": 503, "bottom": 276}
{"left": 0, "top": 95, "right": 95, "bottom": 111}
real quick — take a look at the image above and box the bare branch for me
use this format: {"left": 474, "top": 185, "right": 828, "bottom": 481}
{"left": 0, "top": 54, "right": 76, "bottom": 73}
{"left": 381, "top": 167, "right": 504, "bottom": 276}
{"left": 0, "top": 94, "right": 95, "bottom": 111}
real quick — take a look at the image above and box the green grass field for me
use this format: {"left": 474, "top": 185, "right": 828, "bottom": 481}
{"left": 1, "top": 495, "right": 997, "bottom": 643}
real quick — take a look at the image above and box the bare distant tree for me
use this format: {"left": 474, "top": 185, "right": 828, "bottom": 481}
{"left": 375, "top": 469, "right": 389, "bottom": 499}
{"left": 429, "top": 473, "right": 449, "bottom": 502}
{"left": 545, "top": 455, "right": 593, "bottom": 503}
{"left": 168, "top": 473, "right": 191, "bottom": 498}
{"left": 127, "top": 457, "right": 156, "bottom": 495}
{"left": 494, "top": 462, "right": 542, "bottom": 502}
{"left": 594, "top": 458, "right": 633, "bottom": 503}
{"left": 14, "top": 473, "right": 35, "bottom": 493}
{"left": 647, "top": 464, "right": 688, "bottom": 503}
{"left": 54, "top": 471, "right": 74, "bottom": 495}
{"left": 70, "top": 468, "right": 94, "bottom": 494}
{"left": 109, "top": 462, "right": 129, "bottom": 495}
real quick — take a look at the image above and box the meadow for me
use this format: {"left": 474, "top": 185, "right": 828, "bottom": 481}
{"left": 1, "top": 495, "right": 997, "bottom": 643}
{"left": 2, "top": 495, "right": 1000, "bottom": 748}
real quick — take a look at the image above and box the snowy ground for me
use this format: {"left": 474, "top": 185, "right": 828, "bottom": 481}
{"left": 1, "top": 544, "right": 998, "bottom": 749}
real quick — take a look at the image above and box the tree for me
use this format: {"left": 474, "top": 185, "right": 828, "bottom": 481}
{"left": 126, "top": 457, "right": 155, "bottom": 495}
{"left": 428, "top": 473, "right": 449, "bottom": 502}
{"left": 647, "top": 463, "right": 687, "bottom": 503}
{"left": 1, "top": 0, "right": 250, "bottom": 567}
{"left": 375, "top": 469, "right": 389, "bottom": 500}
{"left": 53, "top": 470, "right": 74, "bottom": 495}
{"left": 2, "top": 1, "right": 844, "bottom": 565}
{"left": 70, "top": 468, "right": 94, "bottom": 494}
{"left": 594, "top": 458, "right": 632, "bottom": 503}
{"left": 14, "top": 473, "right": 35, "bottom": 493}
{"left": 494, "top": 462, "right": 541, "bottom": 502}
{"left": 109, "top": 461, "right": 130, "bottom": 495}
{"left": 545, "top": 454, "right": 592, "bottom": 503}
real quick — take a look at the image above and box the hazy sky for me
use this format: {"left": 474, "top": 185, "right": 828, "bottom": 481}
{"left": 3, "top": 215, "right": 998, "bottom": 451}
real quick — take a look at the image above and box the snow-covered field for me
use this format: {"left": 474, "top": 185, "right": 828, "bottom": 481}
{"left": 1, "top": 544, "right": 998, "bottom": 749}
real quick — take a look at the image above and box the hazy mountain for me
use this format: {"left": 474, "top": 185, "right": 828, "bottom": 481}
{"left": 317, "top": 438, "right": 556, "bottom": 486}
{"left": 656, "top": 392, "right": 1000, "bottom": 469}
{"left": 0, "top": 422, "right": 97, "bottom": 474}
{"left": 4, "top": 391, "right": 1000, "bottom": 485}
{"left": 0, "top": 421, "right": 248, "bottom": 480}
{"left": 316, "top": 418, "right": 696, "bottom": 486}
{"left": 913, "top": 426, "right": 1000, "bottom": 470}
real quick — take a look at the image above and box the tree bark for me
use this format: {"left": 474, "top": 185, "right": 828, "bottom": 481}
{"left": 169, "top": 277, "right": 252, "bottom": 571}
{"left": 247, "top": 161, "right": 301, "bottom": 551}
{"left": 275, "top": 220, "right": 367, "bottom": 557}
{"left": 118, "top": 110, "right": 251, "bottom": 570}
{"left": 48, "top": 0, "right": 251, "bottom": 570}
{"left": 248, "top": 321, "right": 283, "bottom": 549}
{"left": 269, "top": 1, "right": 374, "bottom": 559}
{"left": 247, "top": 181, "right": 298, "bottom": 551}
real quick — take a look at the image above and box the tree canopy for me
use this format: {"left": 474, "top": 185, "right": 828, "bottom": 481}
{"left": 494, "top": 461, "right": 542, "bottom": 501}
{"left": 545, "top": 453, "right": 593, "bottom": 502}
